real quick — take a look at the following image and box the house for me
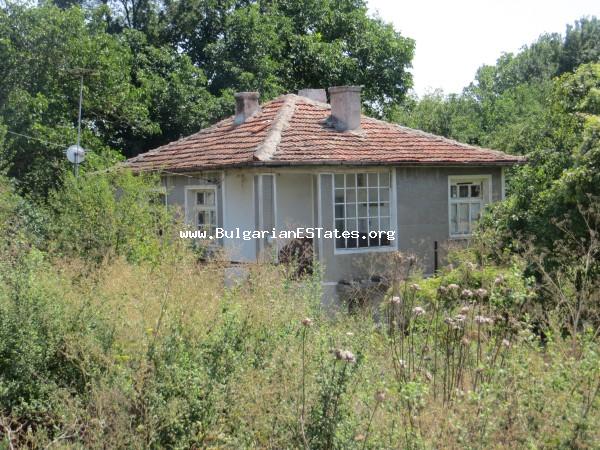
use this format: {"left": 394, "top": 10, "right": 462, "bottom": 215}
{"left": 126, "top": 86, "right": 523, "bottom": 298}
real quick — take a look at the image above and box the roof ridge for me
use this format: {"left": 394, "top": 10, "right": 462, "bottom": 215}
{"left": 253, "top": 94, "right": 298, "bottom": 161}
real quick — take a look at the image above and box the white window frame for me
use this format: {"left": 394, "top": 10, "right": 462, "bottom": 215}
{"left": 184, "top": 185, "right": 218, "bottom": 236}
{"left": 448, "top": 175, "right": 491, "bottom": 239}
{"left": 332, "top": 170, "right": 397, "bottom": 254}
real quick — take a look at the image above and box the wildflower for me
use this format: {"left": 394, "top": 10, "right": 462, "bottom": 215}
{"left": 398, "top": 359, "right": 408, "bottom": 369}
{"left": 444, "top": 317, "right": 455, "bottom": 326}
{"left": 424, "top": 371, "right": 433, "bottom": 382}
{"left": 334, "top": 349, "right": 356, "bottom": 363}
{"left": 438, "top": 285, "right": 448, "bottom": 295}
{"left": 393, "top": 252, "right": 403, "bottom": 264}
{"left": 374, "top": 390, "right": 386, "bottom": 403}
{"left": 501, "top": 339, "right": 510, "bottom": 348}
{"left": 475, "top": 288, "right": 488, "bottom": 299}
{"left": 410, "top": 283, "right": 421, "bottom": 291}
{"left": 494, "top": 275, "right": 505, "bottom": 285}
{"left": 412, "top": 306, "right": 425, "bottom": 316}
{"left": 454, "top": 314, "right": 467, "bottom": 323}
{"left": 475, "top": 315, "right": 494, "bottom": 325}
{"left": 390, "top": 296, "right": 401, "bottom": 305}
{"left": 466, "top": 262, "right": 477, "bottom": 271}
{"left": 460, "top": 305, "right": 470, "bottom": 314}
{"left": 448, "top": 283, "right": 460, "bottom": 291}
{"left": 461, "top": 289, "right": 473, "bottom": 298}
{"left": 346, "top": 332, "right": 354, "bottom": 337}
{"left": 461, "top": 337, "right": 471, "bottom": 346}
{"left": 354, "top": 434, "right": 366, "bottom": 442}
{"left": 301, "top": 318, "right": 313, "bottom": 327}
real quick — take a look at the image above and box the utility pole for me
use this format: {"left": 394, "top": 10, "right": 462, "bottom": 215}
{"left": 65, "top": 68, "right": 96, "bottom": 176}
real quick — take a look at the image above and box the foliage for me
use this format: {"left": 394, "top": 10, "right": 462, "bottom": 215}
{"left": 0, "top": 244, "right": 598, "bottom": 448}
{"left": 0, "top": 0, "right": 414, "bottom": 197}
{"left": 46, "top": 169, "right": 178, "bottom": 264}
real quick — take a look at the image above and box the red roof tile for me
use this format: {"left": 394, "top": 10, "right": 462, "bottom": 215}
{"left": 126, "top": 94, "right": 524, "bottom": 172}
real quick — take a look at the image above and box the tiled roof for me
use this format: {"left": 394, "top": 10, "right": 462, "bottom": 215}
{"left": 126, "top": 94, "right": 524, "bottom": 172}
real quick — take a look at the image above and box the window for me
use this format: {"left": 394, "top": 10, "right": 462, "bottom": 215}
{"left": 189, "top": 187, "right": 217, "bottom": 234}
{"left": 449, "top": 176, "right": 490, "bottom": 237}
{"left": 334, "top": 172, "right": 392, "bottom": 249}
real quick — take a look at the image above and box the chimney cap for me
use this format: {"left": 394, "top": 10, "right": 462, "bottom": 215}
{"left": 234, "top": 91, "right": 260, "bottom": 99}
{"left": 298, "top": 88, "right": 327, "bottom": 103}
{"left": 328, "top": 85, "right": 362, "bottom": 94}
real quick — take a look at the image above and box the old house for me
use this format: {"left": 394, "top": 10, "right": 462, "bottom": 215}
{"left": 126, "top": 87, "right": 523, "bottom": 298}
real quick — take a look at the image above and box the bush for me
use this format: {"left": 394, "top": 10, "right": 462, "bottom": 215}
{"left": 46, "top": 169, "right": 178, "bottom": 265}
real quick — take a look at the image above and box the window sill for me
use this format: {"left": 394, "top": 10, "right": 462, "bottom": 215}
{"left": 448, "top": 234, "right": 472, "bottom": 240}
{"left": 333, "top": 245, "right": 397, "bottom": 256}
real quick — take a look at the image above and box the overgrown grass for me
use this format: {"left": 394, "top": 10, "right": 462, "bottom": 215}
{"left": 0, "top": 246, "right": 598, "bottom": 449}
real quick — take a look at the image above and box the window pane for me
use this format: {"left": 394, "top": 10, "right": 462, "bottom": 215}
{"left": 380, "top": 202, "right": 389, "bottom": 217}
{"left": 451, "top": 203, "right": 458, "bottom": 234}
{"left": 368, "top": 188, "right": 378, "bottom": 202}
{"left": 379, "top": 172, "right": 390, "bottom": 187}
{"left": 347, "top": 236, "right": 358, "bottom": 248}
{"left": 346, "top": 173, "right": 356, "bottom": 187}
{"left": 210, "top": 210, "right": 216, "bottom": 225}
{"left": 458, "top": 203, "right": 469, "bottom": 234}
{"left": 335, "top": 219, "right": 345, "bottom": 232}
{"left": 369, "top": 204, "right": 378, "bottom": 217}
{"left": 358, "top": 217, "right": 368, "bottom": 247}
{"left": 198, "top": 190, "right": 215, "bottom": 206}
{"left": 346, "top": 188, "right": 356, "bottom": 203}
{"left": 369, "top": 217, "right": 379, "bottom": 232}
{"left": 451, "top": 185, "right": 457, "bottom": 198}
{"left": 346, "top": 203, "right": 357, "bottom": 218}
{"left": 334, "top": 189, "right": 344, "bottom": 203}
{"left": 368, "top": 173, "right": 378, "bottom": 187}
{"left": 359, "top": 234, "right": 369, "bottom": 247}
{"left": 335, "top": 204, "right": 345, "bottom": 219}
{"left": 346, "top": 218, "right": 357, "bottom": 232}
{"left": 358, "top": 203, "right": 368, "bottom": 217}
{"left": 334, "top": 174, "right": 344, "bottom": 188}
{"left": 357, "top": 173, "right": 367, "bottom": 187}
{"left": 336, "top": 235, "right": 346, "bottom": 249}
{"left": 358, "top": 188, "right": 368, "bottom": 202}
{"left": 459, "top": 185, "right": 469, "bottom": 198}
{"left": 471, "top": 184, "right": 481, "bottom": 198}
{"left": 358, "top": 218, "right": 368, "bottom": 234}
{"left": 380, "top": 187, "right": 390, "bottom": 202}
{"left": 471, "top": 202, "right": 481, "bottom": 221}
{"left": 380, "top": 217, "right": 390, "bottom": 231}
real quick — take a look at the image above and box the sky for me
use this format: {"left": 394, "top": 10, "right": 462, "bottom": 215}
{"left": 367, "top": 0, "right": 600, "bottom": 97}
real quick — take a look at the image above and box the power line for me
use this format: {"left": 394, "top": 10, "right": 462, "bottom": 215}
{"left": 5, "top": 130, "right": 68, "bottom": 149}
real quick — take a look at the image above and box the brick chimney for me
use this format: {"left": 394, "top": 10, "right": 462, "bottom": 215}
{"left": 234, "top": 91, "right": 260, "bottom": 125}
{"left": 298, "top": 88, "right": 327, "bottom": 103}
{"left": 328, "top": 86, "right": 362, "bottom": 131}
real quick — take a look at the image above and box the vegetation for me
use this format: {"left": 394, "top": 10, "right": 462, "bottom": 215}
{"left": 0, "top": 2, "right": 599, "bottom": 448}
{"left": 395, "top": 18, "right": 600, "bottom": 261}
{"left": 0, "top": 168, "right": 598, "bottom": 448}
{"left": 0, "top": 0, "right": 413, "bottom": 197}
